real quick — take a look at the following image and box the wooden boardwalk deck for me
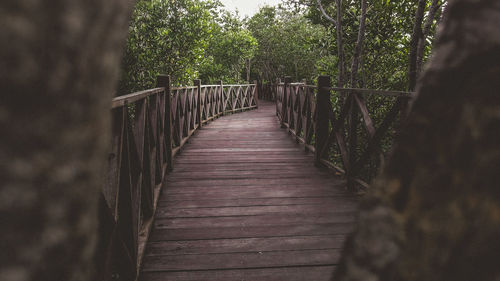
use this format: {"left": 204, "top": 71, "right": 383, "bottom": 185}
{"left": 139, "top": 101, "right": 358, "bottom": 281}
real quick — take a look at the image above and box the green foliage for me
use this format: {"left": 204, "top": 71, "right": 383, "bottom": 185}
{"left": 199, "top": 11, "right": 258, "bottom": 84}
{"left": 282, "top": 0, "right": 443, "bottom": 91}
{"left": 118, "top": 0, "right": 218, "bottom": 94}
{"left": 247, "top": 6, "right": 329, "bottom": 82}
{"left": 118, "top": 0, "right": 259, "bottom": 94}
{"left": 116, "top": 0, "right": 445, "bottom": 183}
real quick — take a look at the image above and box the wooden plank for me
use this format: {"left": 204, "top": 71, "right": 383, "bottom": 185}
{"left": 142, "top": 249, "right": 342, "bottom": 271}
{"left": 163, "top": 178, "right": 343, "bottom": 187}
{"left": 149, "top": 223, "right": 355, "bottom": 241}
{"left": 170, "top": 163, "right": 323, "bottom": 172}
{"left": 160, "top": 196, "right": 357, "bottom": 209}
{"left": 158, "top": 204, "right": 356, "bottom": 218}
{"left": 140, "top": 265, "right": 336, "bottom": 281}
{"left": 138, "top": 101, "right": 357, "bottom": 281}
{"left": 112, "top": 88, "right": 164, "bottom": 109}
{"left": 166, "top": 172, "right": 336, "bottom": 180}
{"left": 154, "top": 212, "right": 356, "bottom": 229}
{"left": 145, "top": 235, "right": 347, "bottom": 256}
{"left": 160, "top": 189, "right": 349, "bottom": 202}
{"left": 161, "top": 185, "right": 351, "bottom": 198}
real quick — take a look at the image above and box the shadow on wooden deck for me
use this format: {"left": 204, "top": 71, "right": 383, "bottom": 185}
{"left": 139, "top": 101, "right": 358, "bottom": 281}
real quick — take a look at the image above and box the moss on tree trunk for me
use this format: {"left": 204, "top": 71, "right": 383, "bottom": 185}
{"left": 334, "top": 0, "right": 500, "bottom": 280}
{"left": 0, "top": 1, "right": 133, "bottom": 280}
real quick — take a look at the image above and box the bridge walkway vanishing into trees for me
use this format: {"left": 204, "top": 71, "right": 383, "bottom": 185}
{"left": 139, "top": 101, "right": 358, "bottom": 281}
{"left": 99, "top": 75, "right": 413, "bottom": 281}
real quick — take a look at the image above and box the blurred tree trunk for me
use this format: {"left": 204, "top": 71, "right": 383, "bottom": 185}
{"left": 0, "top": 1, "right": 133, "bottom": 280}
{"left": 333, "top": 0, "right": 500, "bottom": 280}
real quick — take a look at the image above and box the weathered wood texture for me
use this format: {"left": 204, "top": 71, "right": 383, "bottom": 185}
{"left": 139, "top": 102, "right": 358, "bottom": 281}
{"left": 274, "top": 79, "right": 414, "bottom": 189}
{"left": 334, "top": 1, "right": 500, "bottom": 280}
{"left": 101, "top": 78, "right": 258, "bottom": 281}
{"left": 261, "top": 82, "right": 276, "bottom": 101}
{"left": 0, "top": 1, "right": 134, "bottom": 281}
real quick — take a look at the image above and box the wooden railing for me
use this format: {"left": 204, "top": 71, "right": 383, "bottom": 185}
{"left": 260, "top": 81, "right": 276, "bottom": 101}
{"left": 275, "top": 76, "right": 413, "bottom": 190}
{"left": 97, "top": 76, "right": 258, "bottom": 281}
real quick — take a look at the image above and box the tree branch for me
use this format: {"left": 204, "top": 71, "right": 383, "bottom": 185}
{"left": 336, "top": 0, "right": 345, "bottom": 88}
{"left": 409, "top": 0, "right": 427, "bottom": 91}
{"left": 350, "top": 0, "right": 367, "bottom": 88}
{"left": 317, "top": 0, "right": 337, "bottom": 26}
{"left": 416, "top": 0, "right": 442, "bottom": 75}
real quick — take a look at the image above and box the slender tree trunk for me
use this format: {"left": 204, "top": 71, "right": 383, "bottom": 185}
{"left": 336, "top": 0, "right": 345, "bottom": 88}
{"left": 316, "top": 0, "right": 345, "bottom": 88}
{"left": 346, "top": 0, "right": 368, "bottom": 190}
{"left": 409, "top": 0, "right": 427, "bottom": 91}
{"left": 416, "top": 0, "right": 441, "bottom": 76}
{"left": 333, "top": 0, "right": 500, "bottom": 280}
{"left": 247, "top": 59, "right": 251, "bottom": 83}
{"left": 349, "top": 0, "right": 368, "bottom": 88}
{"left": 0, "top": 1, "right": 133, "bottom": 280}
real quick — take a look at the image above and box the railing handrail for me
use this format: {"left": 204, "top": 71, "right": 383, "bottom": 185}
{"left": 223, "top": 83, "right": 256, "bottom": 87}
{"left": 199, "top": 84, "right": 221, "bottom": 88}
{"left": 112, "top": 87, "right": 165, "bottom": 108}
{"left": 172, "top": 86, "right": 198, "bottom": 90}
{"left": 274, "top": 76, "right": 411, "bottom": 191}
{"left": 263, "top": 82, "right": 414, "bottom": 98}
{"left": 101, "top": 76, "right": 260, "bottom": 281}
{"left": 113, "top": 83, "right": 261, "bottom": 107}
{"left": 323, "top": 86, "right": 413, "bottom": 97}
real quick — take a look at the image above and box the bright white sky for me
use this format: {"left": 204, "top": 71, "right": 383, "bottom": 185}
{"left": 219, "top": 0, "right": 282, "bottom": 17}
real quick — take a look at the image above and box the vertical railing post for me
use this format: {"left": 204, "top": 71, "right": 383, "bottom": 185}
{"left": 315, "top": 76, "right": 331, "bottom": 166}
{"left": 262, "top": 82, "right": 273, "bottom": 101}
{"left": 275, "top": 78, "right": 281, "bottom": 116}
{"left": 254, "top": 80, "right": 259, "bottom": 108}
{"left": 281, "top": 77, "right": 292, "bottom": 128}
{"left": 347, "top": 91, "right": 359, "bottom": 190}
{"left": 218, "top": 80, "right": 224, "bottom": 116}
{"left": 400, "top": 96, "right": 411, "bottom": 120}
{"left": 156, "top": 75, "right": 173, "bottom": 172}
{"left": 194, "top": 79, "right": 202, "bottom": 129}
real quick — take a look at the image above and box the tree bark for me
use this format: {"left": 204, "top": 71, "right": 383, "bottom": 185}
{"left": 0, "top": 1, "right": 133, "bottom": 280}
{"left": 336, "top": 0, "right": 345, "bottom": 88}
{"left": 346, "top": 0, "right": 368, "bottom": 190}
{"left": 316, "top": 0, "right": 345, "bottom": 88}
{"left": 349, "top": 0, "right": 367, "bottom": 88}
{"left": 317, "top": 0, "right": 337, "bottom": 26}
{"left": 333, "top": 0, "right": 500, "bottom": 280}
{"left": 416, "top": 0, "right": 441, "bottom": 76}
{"left": 408, "top": 0, "right": 427, "bottom": 91}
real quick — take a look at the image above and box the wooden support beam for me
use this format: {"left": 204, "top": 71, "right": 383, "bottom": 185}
{"left": 254, "top": 80, "right": 260, "bottom": 108}
{"left": 281, "top": 77, "right": 292, "bottom": 128}
{"left": 315, "top": 76, "right": 331, "bottom": 166}
{"left": 275, "top": 78, "right": 281, "bottom": 117}
{"left": 156, "top": 75, "right": 173, "bottom": 172}
{"left": 347, "top": 95, "right": 358, "bottom": 191}
{"left": 218, "top": 80, "right": 224, "bottom": 116}
{"left": 194, "top": 79, "right": 202, "bottom": 129}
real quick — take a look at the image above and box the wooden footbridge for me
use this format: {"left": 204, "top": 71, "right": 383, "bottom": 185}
{"left": 97, "top": 76, "right": 412, "bottom": 281}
